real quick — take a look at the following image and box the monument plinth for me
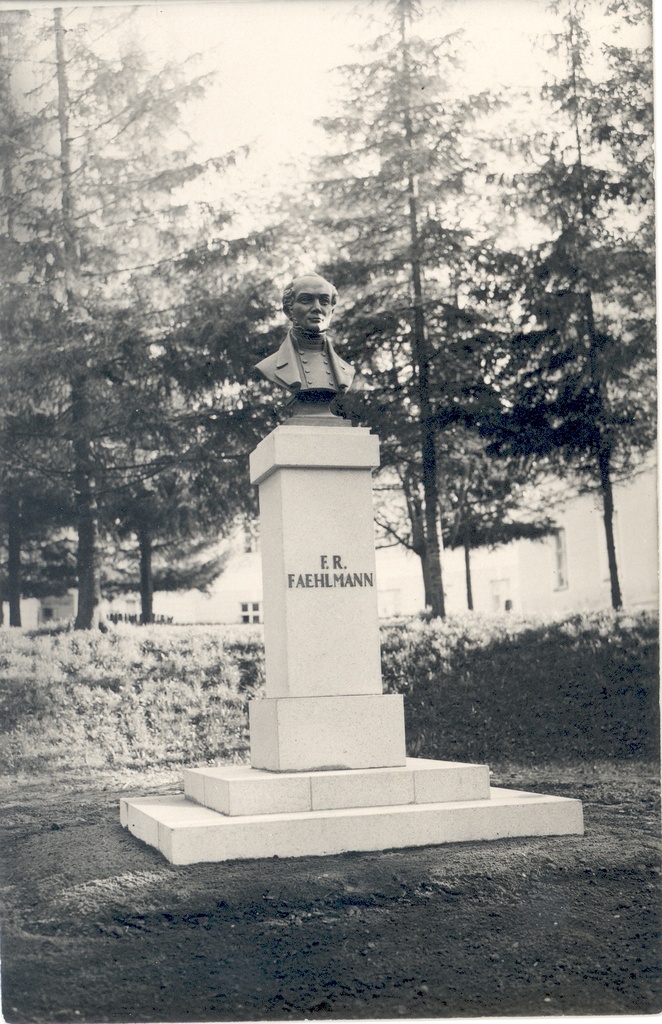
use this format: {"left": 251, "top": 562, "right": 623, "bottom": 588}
{"left": 248, "top": 420, "right": 405, "bottom": 772}
{"left": 121, "top": 272, "right": 583, "bottom": 863}
{"left": 249, "top": 423, "right": 384, "bottom": 702}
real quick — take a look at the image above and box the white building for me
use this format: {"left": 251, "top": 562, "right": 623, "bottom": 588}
{"left": 367, "top": 456, "right": 657, "bottom": 618}
{"left": 5, "top": 457, "right": 657, "bottom": 628}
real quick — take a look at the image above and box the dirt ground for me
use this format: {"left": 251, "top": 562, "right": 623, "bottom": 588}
{"left": 0, "top": 761, "right": 659, "bottom": 1022}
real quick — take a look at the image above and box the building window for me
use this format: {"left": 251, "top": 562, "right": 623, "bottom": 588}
{"left": 554, "top": 528, "right": 569, "bottom": 590}
{"left": 240, "top": 601, "right": 261, "bottom": 624}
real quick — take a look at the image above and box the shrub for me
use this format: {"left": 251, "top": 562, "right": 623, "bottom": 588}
{"left": 0, "top": 625, "right": 265, "bottom": 772}
{"left": 381, "top": 611, "right": 659, "bottom": 763}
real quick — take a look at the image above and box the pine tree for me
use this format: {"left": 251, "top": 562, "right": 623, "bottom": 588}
{"left": 307, "top": 0, "right": 501, "bottom": 616}
{"left": 102, "top": 500, "right": 231, "bottom": 627}
{"left": 436, "top": 428, "right": 554, "bottom": 610}
{"left": 0, "top": 8, "right": 240, "bottom": 627}
{"left": 104, "top": 458, "right": 246, "bottom": 624}
{"left": 477, "top": 0, "right": 655, "bottom": 610}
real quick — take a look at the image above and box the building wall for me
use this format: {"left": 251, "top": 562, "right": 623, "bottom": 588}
{"left": 441, "top": 543, "right": 524, "bottom": 615}
{"left": 613, "top": 463, "right": 658, "bottom": 609}
{"left": 373, "top": 459, "right": 658, "bottom": 618}
{"left": 373, "top": 545, "right": 425, "bottom": 617}
{"left": 516, "top": 464, "right": 657, "bottom": 615}
{"left": 0, "top": 594, "right": 73, "bottom": 630}
{"left": 153, "top": 550, "right": 264, "bottom": 625}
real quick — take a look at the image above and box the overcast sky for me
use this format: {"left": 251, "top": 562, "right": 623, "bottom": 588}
{"left": 2, "top": 0, "right": 652, "bottom": 231}
{"left": 138, "top": 0, "right": 567, "bottom": 172}
{"left": 109, "top": 0, "right": 641, "bottom": 217}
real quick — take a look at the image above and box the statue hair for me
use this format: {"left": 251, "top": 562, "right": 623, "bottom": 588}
{"left": 282, "top": 275, "right": 338, "bottom": 319}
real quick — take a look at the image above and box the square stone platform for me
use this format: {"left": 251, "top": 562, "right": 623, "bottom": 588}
{"left": 120, "top": 757, "right": 583, "bottom": 865}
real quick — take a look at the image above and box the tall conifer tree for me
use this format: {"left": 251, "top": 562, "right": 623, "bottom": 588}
{"left": 479, "top": 0, "right": 655, "bottom": 610}
{"left": 310, "top": 0, "right": 499, "bottom": 616}
{"left": 0, "top": 7, "right": 240, "bottom": 626}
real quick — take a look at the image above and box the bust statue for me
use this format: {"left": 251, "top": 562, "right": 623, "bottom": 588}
{"left": 255, "top": 273, "right": 355, "bottom": 412}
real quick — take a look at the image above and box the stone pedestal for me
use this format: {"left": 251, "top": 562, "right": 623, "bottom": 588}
{"left": 248, "top": 421, "right": 405, "bottom": 771}
{"left": 120, "top": 763, "right": 583, "bottom": 866}
{"left": 121, "top": 416, "right": 583, "bottom": 864}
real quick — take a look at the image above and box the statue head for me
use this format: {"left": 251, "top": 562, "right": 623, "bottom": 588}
{"left": 282, "top": 273, "right": 337, "bottom": 337}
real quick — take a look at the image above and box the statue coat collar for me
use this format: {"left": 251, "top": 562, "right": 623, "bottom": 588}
{"left": 274, "top": 330, "right": 354, "bottom": 391}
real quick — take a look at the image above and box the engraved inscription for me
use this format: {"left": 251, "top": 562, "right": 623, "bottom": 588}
{"left": 287, "top": 554, "right": 374, "bottom": 589}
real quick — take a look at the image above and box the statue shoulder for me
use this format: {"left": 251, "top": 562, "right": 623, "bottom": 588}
{"left": 256, "top": 351, "right": 277, "bottom": 373}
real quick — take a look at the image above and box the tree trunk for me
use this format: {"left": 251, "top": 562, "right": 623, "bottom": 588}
{"left": 56, "top": 12, "right": 100, "bottom": 629}
{"left": 464, "top": 541, "right": 474, "bottom": 611}
{"left": 73, "top": 461, "right": 101, "bottom": 629}
{"left": 138, "top": 526, "right": 154, "bottom": 624}
{"left": 598, "top": 442, "right": 622, "bottom": 610}
{"left": 400, "top": 5, "right": 445, "bottom": 618}
{"left": 7, "top": 491, "right": 21, "bottom": 626}
{"left": 0, "top": 28, "right": 16, "bottom": 239}
{"left": 403, "top": 475, "right": 432, "bottom": 606}
{"left": 583, "top": 283, "right": 622, "bottom": 611}
{"left": 419, "top": 414, "right": 445, "bottom": 617}
{"left": 565, "top": 17, "right": 625, "bottom": 613}
{"left": 2, "top": 30, "right": 20, "bottom": 629}
{"left": 407, "top": 182, "right": 445, "bottom": 617}
{"left": 54, "top": 8, "right": 79, "bottom": 304}
{"left": 414, "top": 549, "right": 432, "bottom": 610}
{"left": 72, "top": 379, "right": 101, "bottom": 630}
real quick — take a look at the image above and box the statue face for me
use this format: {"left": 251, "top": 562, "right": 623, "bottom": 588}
{"left": 289, "top": 276, "right": 335, "bottom": 335}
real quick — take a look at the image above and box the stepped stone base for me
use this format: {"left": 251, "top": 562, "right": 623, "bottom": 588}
{"left": 120, "top": 757, "right": 583, "bottom": 865}
{"left": 183, "top": 758, "right": 490, "bottom": 815}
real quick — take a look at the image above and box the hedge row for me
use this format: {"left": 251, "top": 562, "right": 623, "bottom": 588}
{"left": 380, "top": 611, "right": 659, "bottom": 764}
{"left": 0, "top": 626, "right": 264, "bottom": 772}
{"left": 0, "top": 611, "right": 657, "bottom": 773}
